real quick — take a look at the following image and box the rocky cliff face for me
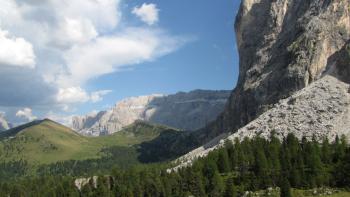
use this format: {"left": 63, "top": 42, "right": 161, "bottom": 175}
{"left": 72, "top": 90, "right": 230, "bottom": 136}
{"left": 171, "top": 0, "right": 350, "bottom": 169}
{"left": 206, "top": 0, "right": 350, "bottom": 139}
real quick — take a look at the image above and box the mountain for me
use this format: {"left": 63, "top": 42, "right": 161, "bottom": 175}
{"left": 0, "top": 114, "right": 10, "bottom": 131}
{"left": 198, "top": 0, "right": 350, "bottom": 140}
{"left": 0, "top": 119, "right": 179, "bottom": 167}
{"left": 174, "top": 75, "right": 350, "bottom": 169}
{"left": 144, "top": 0, "right": 350, "bottom": 164}
{"left": 72, "top": 90, "right": 230, "bottom": 136}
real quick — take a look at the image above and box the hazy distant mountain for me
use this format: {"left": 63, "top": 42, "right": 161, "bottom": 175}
{"left": 72, "top": 90, "right": 231, "bottom": 136}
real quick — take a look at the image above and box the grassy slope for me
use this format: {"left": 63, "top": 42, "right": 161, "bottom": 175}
{"left": 0, "top": 119, "right": 179, "bottom": 165}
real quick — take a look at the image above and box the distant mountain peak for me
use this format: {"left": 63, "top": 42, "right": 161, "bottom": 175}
{"left": 0, "top": 119, "right": 75, "bottom": 139}
{"left": 72, "top": 90, "right": 231, "bottom": 136}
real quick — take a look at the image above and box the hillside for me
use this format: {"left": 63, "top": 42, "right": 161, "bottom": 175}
{"left": 0, "top": 119, "right": 180, "bottom": 167}
{"left": 72, "top": 90, "right": 230, "bottom": 136}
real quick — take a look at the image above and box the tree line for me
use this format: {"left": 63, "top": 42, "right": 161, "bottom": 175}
{"left": 0, "top": 133, "right": 349, "bottom": 196}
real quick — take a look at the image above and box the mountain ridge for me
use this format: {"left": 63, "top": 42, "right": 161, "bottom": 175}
{"left": 72, "top": 89, "right": 231, "bottom": 136}
{"left": 0, "top": 119, "right": 180, "bottom": 168}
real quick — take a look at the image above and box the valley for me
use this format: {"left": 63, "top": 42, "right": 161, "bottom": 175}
{"left": 0, "top": 0, "right": 349, "bottom": 196}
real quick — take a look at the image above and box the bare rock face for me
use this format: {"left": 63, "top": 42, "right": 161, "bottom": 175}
{"left": 0, "top": 113, "right": 10, "bottom": 131}
{"left": 174, "top": 75, "right": 350, "bottom": 170}
{"left": 170, "top": 0, "right": 350, "bottom": 169}
{"left": 206, "top": 0, "right": 350, "bottom": 139}
{"left": 72, "top": 90, "right": 230, "bottom": 136}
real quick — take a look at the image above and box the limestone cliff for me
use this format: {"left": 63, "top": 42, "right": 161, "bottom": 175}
{"left": 171, "top": 0, "right": 350, "bottom": 169}
{"left": 72, "top": 90, "right": 230, "bottom": 136}
{"left": 205, "top": 0, "right": 350, "bottom": 139}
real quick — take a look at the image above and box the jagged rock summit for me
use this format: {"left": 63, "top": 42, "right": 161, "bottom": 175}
{"left": 72, "top": 90, "right": 230, "bottom": 136}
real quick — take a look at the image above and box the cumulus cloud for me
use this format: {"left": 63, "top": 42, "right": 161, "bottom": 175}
{"left": 44, "top": 111, "right": 74, "bottom": 126}
{"left": 0, "top": 0, "right": 187, "bottom": 123}
{"left": 132, "top": 3, "right": 159, "bottom": 25}
{"left": 91, "top": 90, "right": 113, "bottom": 103}
{"left": 16, "top": 108, "right": 37, "bottom": 121}
{"left": 56, "top": 87, "right": 112, "bottom": 104}
{"left": 56, "top": 87, "right": 90, "bottom": 104}
{"left": 59, "top": 28, "right": 184, "bottom": 87}
{"left": 53, "top": 18, "right": 98, "bottom": 48}
{"left": 0, "top": 30, "right": 35, "bottom": 68}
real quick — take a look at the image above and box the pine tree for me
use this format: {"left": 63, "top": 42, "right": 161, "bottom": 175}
{"left": 208, "top": 171, "right": 224, "bottom": 197}
{"left": 184, "top": 168, "right": 206, "bottom": 197}
{"left": 304, "top": 140, "right": 323, "bottom": 187}
{"left": 254, "top": 143, "right": 270, "bottom": 188}
{"left": 224, "top": 178, "right": 237, "bottom": 197}
{"left": 218, "top": 149, "right": 230, "bottom": 173}
{"left": 269, "top": 131, "right": 281, "bottom": 186}
{"left": 280, "top": 177, "right": 292, "bottom": 197}
{"left": 321, "top": 137, "right": 331, "bottom": 164}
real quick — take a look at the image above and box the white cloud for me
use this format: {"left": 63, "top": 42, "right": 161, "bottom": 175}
{"left": 56, "top": 87, "right": 90, "bottom": 104}
{"left": 0, "top": 0, "right": 187, "bottom": 118}
{"left": 56, "top": 87, "right": 112, "bottom": 104}
{"left": 59, "top": 28, "right": 183, "bottom": 87}
{"left": 0, "top": 29, "right": 35, "bottom": 68}
{"left": 132, "top": 3, "right": 159, "bottom": 25}
{"left": 91, "top": 90, "right": 112, "bottom": 103}
{"left": 53, "top": 18, "right": 98, "bottom": 48}
{"left": 44, "top": 111, "right": 74, "bottom": 126}
{"left": 16, "top": 108, "right": 37, "bottom": 121}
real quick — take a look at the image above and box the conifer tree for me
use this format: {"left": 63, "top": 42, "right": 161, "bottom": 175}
{"left": 208, "top": 171, "right": 224, "bottom": 197}
{"left": 254, "top": 143, "right": 270, "bottom": 188}
{"left": 280, "top": 176, "right": 292, "bottom": 197}
{"left": 269, "top": 131, "right": 281, "bottom": 186}
{"left": 224, "top": 178, "right": 237, "bottom": 197}
{"left": 218, "top": 149, "right": 230, "bottom": 173}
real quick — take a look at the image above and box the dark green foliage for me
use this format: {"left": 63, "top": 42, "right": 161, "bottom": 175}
{"left": 224, "top": 178, "right": 237, "bottom": 197}
{"left": 0, "top": 133, "right": 349, "bottom": 196}
{"left": 280, "top": 176, "right": 292, "bottom": 197}
{"left": 217, "top": 148, "right": 230, "bottom": 173}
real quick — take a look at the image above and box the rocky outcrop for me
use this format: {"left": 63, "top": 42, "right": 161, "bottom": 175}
{"left": 173, "top": 75, "right": 350, "bottom": 170}
{"left": 0, "top": 113, "right": 10, "bottom": 131}
{"left": 203, "top": 0, "right": 350, "bottom": 140}
{"left": 169, "top": 0, "right": 350, "bottom": 169}
{"left": 74, "top": 176, "right": 98, "bottom": 191}
{"left": 72, "top": 90, "right": 230, "bottom": 136}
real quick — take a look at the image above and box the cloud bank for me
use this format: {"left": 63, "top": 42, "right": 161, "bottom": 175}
{"left": 0, "top": 0, "right": 186, "bottom": 124}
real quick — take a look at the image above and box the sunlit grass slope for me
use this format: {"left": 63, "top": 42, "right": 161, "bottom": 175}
{"left": 0, "top": 119, "right": 178, "bottom": 165}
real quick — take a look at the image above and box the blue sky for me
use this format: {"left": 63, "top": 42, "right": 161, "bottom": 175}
{"left": 83, "top": 0, "right": 241, "bottom": 114}
{"left": 0, "top": 0, "right": 241, "bottom": 124}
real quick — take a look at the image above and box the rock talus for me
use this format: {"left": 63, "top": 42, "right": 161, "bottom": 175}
{"left": 206, "top": 0, "right": 350, "bottom": 139}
